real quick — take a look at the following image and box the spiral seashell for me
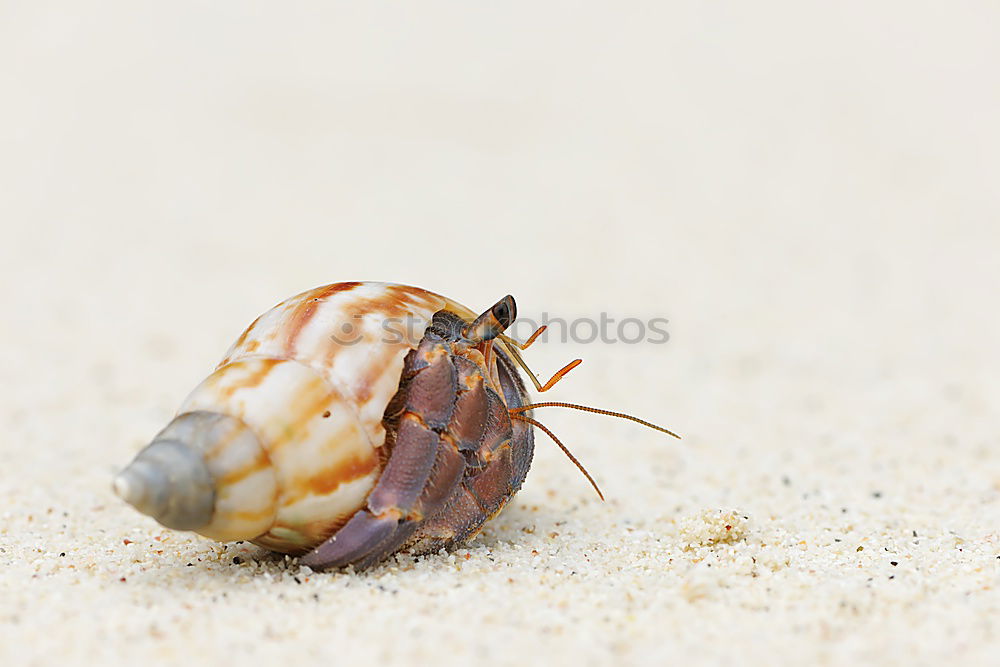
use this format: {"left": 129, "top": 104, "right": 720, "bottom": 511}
{"left": 115, "top": 282, "right": 478, "bottom": 554}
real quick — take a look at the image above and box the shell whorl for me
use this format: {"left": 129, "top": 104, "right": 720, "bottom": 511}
{"left": 115, "top": 282, "right": 478, "bottom": 553}
{"left": 113, "top": 411, "right": 272, "bottom": 538}
{"left": 112, "top": 429, "right": 216, "bottom": 531}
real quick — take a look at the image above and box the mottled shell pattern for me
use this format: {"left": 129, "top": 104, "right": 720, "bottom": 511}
{"left": 114, "top": 282, "right": 482, "bottom": 555}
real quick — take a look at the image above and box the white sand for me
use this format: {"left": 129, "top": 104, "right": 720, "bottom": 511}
{"left": 2, "top": 3, "right": 999, "bottom": 665}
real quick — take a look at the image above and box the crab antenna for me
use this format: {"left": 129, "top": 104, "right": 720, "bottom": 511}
{"left": 498, "top": 325, "right": 547, "bottom": 351}
{"left": 510, "top": 413, "right": 604, "bottom": 501}
{"left": 496, "top": 340, "right": 544, "bottom": 391}
{"left": 510, "top": 402, "right": 681, "bottom": 440}
{"left": 496, "top": 339, "right": 582, "bottom": 394}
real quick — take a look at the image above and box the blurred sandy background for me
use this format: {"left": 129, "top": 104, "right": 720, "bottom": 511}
{"left": 1, "top": 3, "right": 999, "bottom": 665}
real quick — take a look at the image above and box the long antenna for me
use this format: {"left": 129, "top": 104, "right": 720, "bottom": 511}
{"left": 510, "top": 413, "right": 604, "bottom": 501}
{"left": 510, "top": 402, "right": 681, "bottom": 439}
{"left": 490, "top": 305, "right": 679, "bottom": 500}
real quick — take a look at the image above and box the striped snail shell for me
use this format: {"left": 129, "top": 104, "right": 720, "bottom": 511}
{"left": 114, "top": 281, "right": 536, "bottom": 568}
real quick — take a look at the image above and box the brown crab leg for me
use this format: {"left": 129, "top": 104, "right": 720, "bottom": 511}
{"left": 408, "top": 353, "right": 536, "bottom": 555}
{"left": 300, "top": 434, "right": 467, "bottom": 570}
{"left": 301, "top": 337, "right": 467, "bottom": 570}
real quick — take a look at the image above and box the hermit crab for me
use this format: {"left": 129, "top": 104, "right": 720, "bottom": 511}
{"left": 114, "top": 282, "right": 677, "bottom": 570}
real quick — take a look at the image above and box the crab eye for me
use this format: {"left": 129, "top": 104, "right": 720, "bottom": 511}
{"left": 491, "top": 296, "right": 516, "bottom": 330}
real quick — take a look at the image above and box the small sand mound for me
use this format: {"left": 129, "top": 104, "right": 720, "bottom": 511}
{"left": 675, "top": 509, "right": 750, "bottom": 547}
